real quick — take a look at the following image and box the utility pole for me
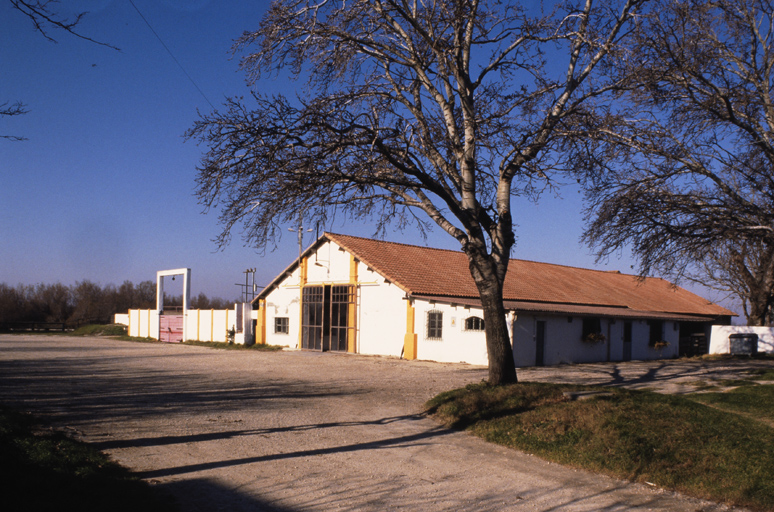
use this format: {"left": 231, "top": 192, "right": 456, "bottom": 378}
{"left": 236, "top": 268, "right": 257, "bottom": 303}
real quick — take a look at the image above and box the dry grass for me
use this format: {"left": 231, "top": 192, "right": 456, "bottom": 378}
{"left": 427, "top": 382, "right": 774, "bottom": 511}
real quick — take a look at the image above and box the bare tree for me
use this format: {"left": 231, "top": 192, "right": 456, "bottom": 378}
{"left": 3, "top": 1, "right": 118, "bottom": 140}
{"left": 0, "top": 101, "right": 29, "bottom": 141}
{"left": 691, "top": 241, "right": 774, "bottom": 325}
{"left": 188, "top": 0, "right": 643, "bottom": 384}
{"left": 9, "top": 1, "right": 117, "bottom": 47}
{"left": 581, "top": 0, "right": 774, "bottom": 325}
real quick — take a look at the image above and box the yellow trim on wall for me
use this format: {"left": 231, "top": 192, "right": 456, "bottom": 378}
{"left": 300, "top": 256, "right": 308, "bottom": 286}
{"left": 256, "top": 299, "right": 267, "bottom": 345}
{"left": 298, "top": 256, "right": 307, "bottom": 349}
{"left": 347, "top": 255, "right": 358, "bottom": 353}
{"left": 403, "top": 300, "right": 418, "bottom": 360}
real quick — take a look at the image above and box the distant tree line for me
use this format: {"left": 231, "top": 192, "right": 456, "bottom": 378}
{"left": 0, "top": 281, "right": 235, "bottom": 327}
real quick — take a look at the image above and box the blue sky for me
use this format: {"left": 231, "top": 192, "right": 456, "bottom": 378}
{"left": 0, "top": 0, "right": 735, "bottom": 313}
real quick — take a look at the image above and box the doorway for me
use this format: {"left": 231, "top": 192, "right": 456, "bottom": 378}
{"left": 159, "top": 314, "right": 184, "bottom": 343}
{"left": 535, "top": 320, "right": 546, "bottom": 367}
{"left": 623, "top": 321, "right": 632, "bottom": 361}
{"left": 301, "top": 284, "right": 356, "bottom": 351}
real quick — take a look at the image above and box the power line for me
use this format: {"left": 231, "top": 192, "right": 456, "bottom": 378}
{"left": 128, "top": 0, "right": 215, "bottom": 110}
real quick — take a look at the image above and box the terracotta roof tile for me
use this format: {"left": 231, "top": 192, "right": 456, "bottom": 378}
{"left": 326, "top": 232, "right": 734, "bottom": 318}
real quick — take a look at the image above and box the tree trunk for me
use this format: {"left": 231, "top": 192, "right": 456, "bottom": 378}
{"left": 747, "top": 288, "right": 771, "bottom": 326}
{"left": 468, "top": 255, "right": 518, "bottom": 385}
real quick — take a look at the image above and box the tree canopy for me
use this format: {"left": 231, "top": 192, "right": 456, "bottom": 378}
{"left": 189, "top": 0, "right": 643, "bottom": 384}
{"left": 581, "top": 0, "right": 774, "bottom": 325}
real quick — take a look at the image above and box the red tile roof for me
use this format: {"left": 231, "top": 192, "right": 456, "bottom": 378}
{"left": 325, "top": 233, "right": 734, "bottom": 319}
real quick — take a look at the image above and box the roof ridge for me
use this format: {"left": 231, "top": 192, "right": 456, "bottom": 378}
{"left": 325, "top": 232, "right": 465, "bottom": 256}
{"left": 326, "top": 231, "right": 648, "bottom": 279}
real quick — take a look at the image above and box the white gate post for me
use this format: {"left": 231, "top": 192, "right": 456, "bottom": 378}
{"left": 156, "top": 268, "right": 191, "bottom": 342}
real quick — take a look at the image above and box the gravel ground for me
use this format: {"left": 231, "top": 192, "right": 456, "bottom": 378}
{"left": 0, "top": 334, "right": 766, "bottom": 511}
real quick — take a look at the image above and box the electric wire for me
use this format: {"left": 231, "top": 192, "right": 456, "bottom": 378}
{"left": 128, "top": 0, "right": 216, "bottom": 110}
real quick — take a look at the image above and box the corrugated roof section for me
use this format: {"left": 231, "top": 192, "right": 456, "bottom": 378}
{"left": 326, "top": 232, "right": 734, "bottom": 318}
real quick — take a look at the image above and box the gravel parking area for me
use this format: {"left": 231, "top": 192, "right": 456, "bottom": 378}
{"left": 0, "top": 335, "right": 761, "bottom": 511}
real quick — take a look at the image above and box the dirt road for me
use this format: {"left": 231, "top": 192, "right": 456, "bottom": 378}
{"left": 0, "top": 335, "right": 748, "bottom": 511}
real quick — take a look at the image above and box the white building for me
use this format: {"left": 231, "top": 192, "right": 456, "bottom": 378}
{"left": 253, "top": 233, "right": 734, "bottom": 366}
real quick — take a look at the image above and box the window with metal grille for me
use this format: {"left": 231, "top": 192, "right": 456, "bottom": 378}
{"left": 427, "top": 310, "right": 443, "bottom": 340}
{"left": 464, "top": 316, "right": 485, "bottom": 331}
{"left": 302, "top": 286, "right": 324, "bottom": 350}
{"left": 648, "top": 320, "right": 664, "bottom": 346}
{"left": 274, "top": 317, "right": 289, "bottom": 334}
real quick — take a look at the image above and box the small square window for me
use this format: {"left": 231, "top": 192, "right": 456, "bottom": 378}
{"left": 427, "top": 311, "right": 443, "bottom": 339}
{"left": 275, "top": 317, "right": 289, "bottom": 334}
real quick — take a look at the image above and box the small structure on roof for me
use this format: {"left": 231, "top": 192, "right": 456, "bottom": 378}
{"left": 252, "top": 233, "right": 734, "bottom": 366}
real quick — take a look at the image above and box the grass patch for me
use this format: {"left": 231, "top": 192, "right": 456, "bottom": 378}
{"left": 747, "top": 368, "right": 774, "bottom": 381}
{"left": 427, "top": 382, "right": 774, "bottom": 511}
{"left": 183, "top": 340, "right": 283, "bottom": 351}
{"left": 0, "top": 406, "right": 176, "bottom": 511}
{"left": 70, "top": 324, "right": 129, "bottom": 337}
{"left": 701, "top": 353, "right": 774, "bottom": 362}
{"left": 690, "top": 384, "right": 774, "bottom": 423}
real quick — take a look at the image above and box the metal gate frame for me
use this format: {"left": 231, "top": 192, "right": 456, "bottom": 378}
{"left": 301, "top": 284, "right": 357, "bottom": 352}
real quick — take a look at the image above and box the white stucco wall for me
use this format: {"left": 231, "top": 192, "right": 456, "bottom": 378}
{"left": 358, "top": 271, "right": 405, "bottom": 357}
{"left": 415, "top": 300, "right": 489, "bottom": 366}
{"left": 513, "top": 314, "right": 608, "bottom": 366}
{"left": 513, "top": 314, "right": 680, "bottom": 367}
{"left": 709, "top": 325, "right": 774, "bottom": 354}
{"left": 263, "top": 279, "right": 302, "bottom": 348}
{"left": 630, "top": 320, "right": 680, "bottom": 360}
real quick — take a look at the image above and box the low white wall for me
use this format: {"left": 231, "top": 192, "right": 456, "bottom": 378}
{"left": 126, "top": 307, "right": 244, "bottom": 343}
{"left": 127, "top": 309, "right": 159, "bottom": 338}
{"left": 710, "top": 325, "right": 774, "bottom": 354}
{"left": 185, "top": 308, "right": 239, "bottom": 343}
{"left": 114, "top": 313, "right": 129, "bottom": 326}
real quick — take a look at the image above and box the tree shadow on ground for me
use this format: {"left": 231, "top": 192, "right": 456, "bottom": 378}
{"left": 90, "top": 414, "right": 428, "bottom": 451}
{"left": 138, "top": 421, "right": 452, "bottom": 479}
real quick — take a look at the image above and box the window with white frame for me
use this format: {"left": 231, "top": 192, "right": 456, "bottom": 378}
{"left": 464, "top": 316, "right": 485, "bottom": 331}
{"left": 274, "top": 317, "right": 289, "bottom": 334}
{"left": 427, "top": 310, "right": 443, "bottom": 340}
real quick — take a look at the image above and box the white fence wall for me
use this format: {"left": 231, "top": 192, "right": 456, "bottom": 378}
{"left": 124, "top": 307, "right": 250, "bottom": 344}
{"left": 185, "top": 309, "right": 237, "bottom": 343}
{"left": 710, "top": 325, "right": 774, "bottom": 354}
{"left": 126, "top": 309, "right": 159, "bottom": 339}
